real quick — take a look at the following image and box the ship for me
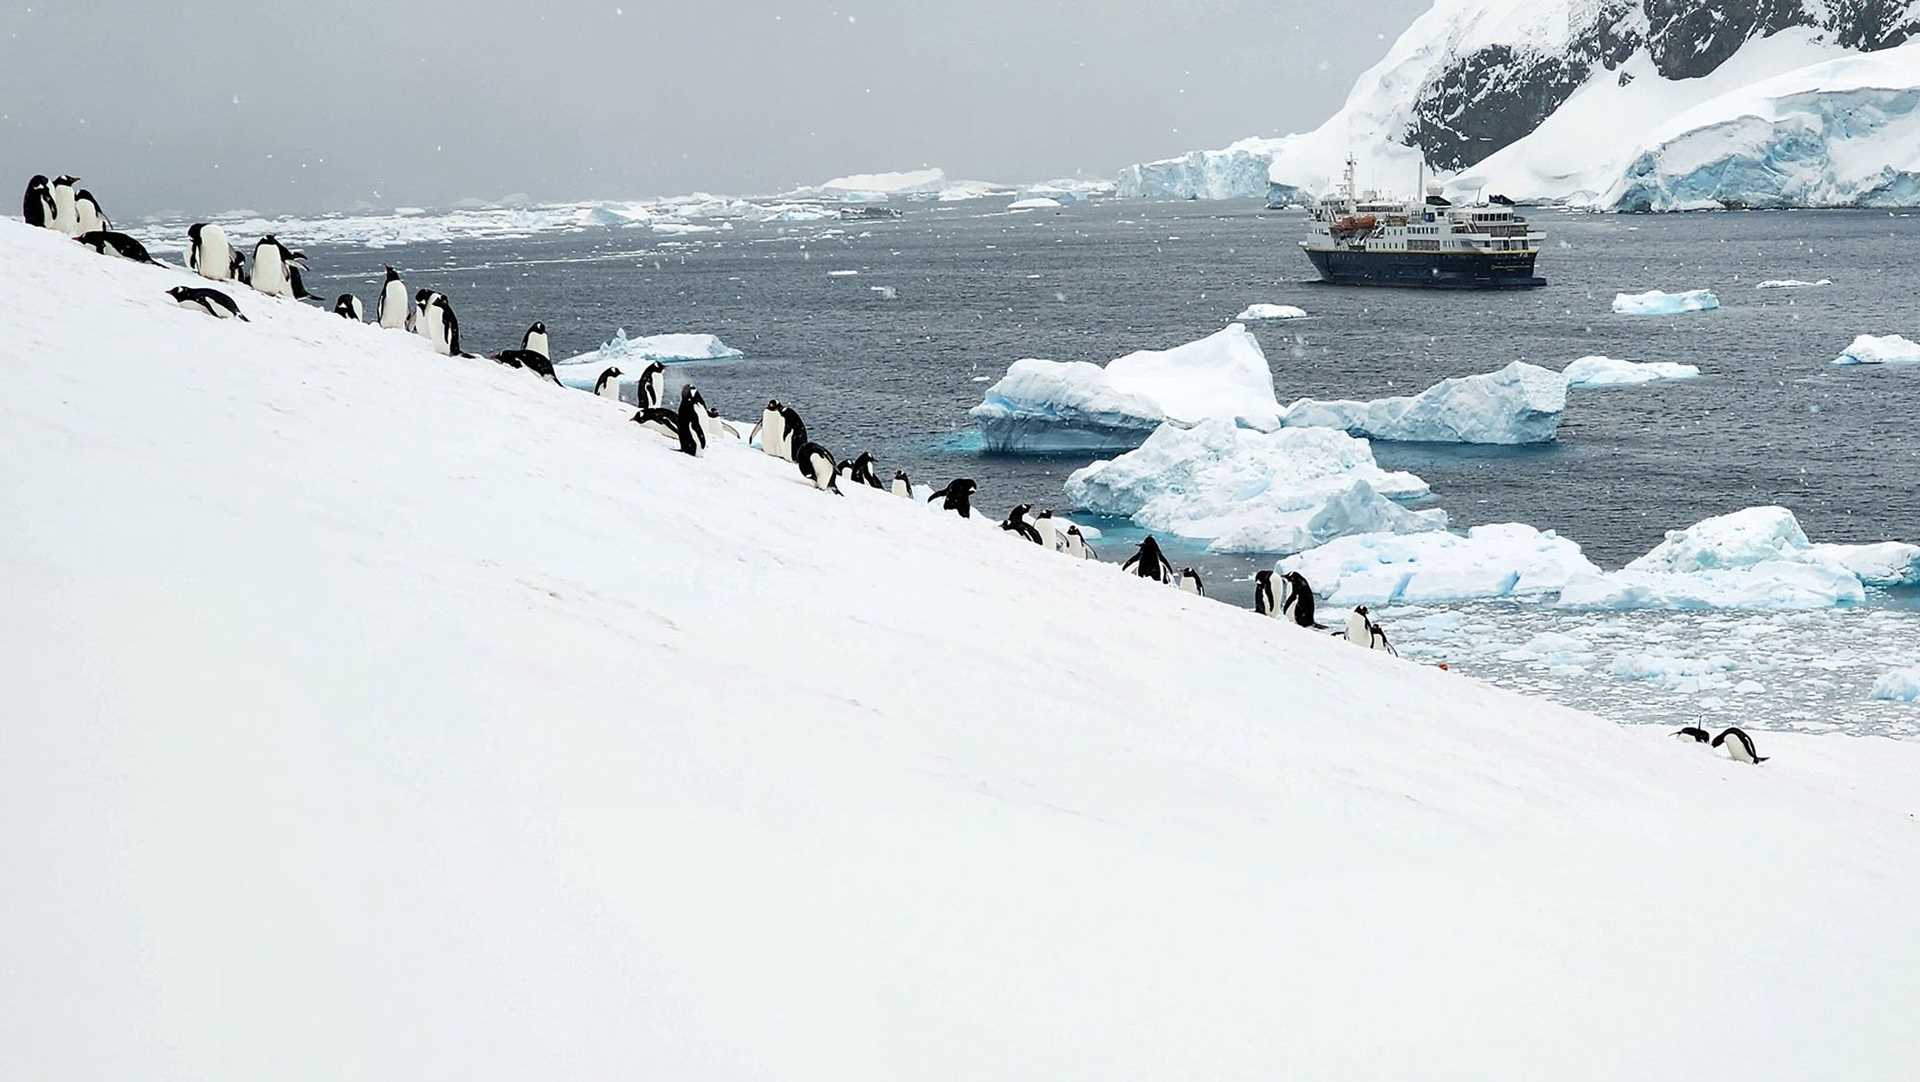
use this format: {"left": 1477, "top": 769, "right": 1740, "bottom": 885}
{"left": 1299, "top": 157, "right": 1547, "bottom": 289}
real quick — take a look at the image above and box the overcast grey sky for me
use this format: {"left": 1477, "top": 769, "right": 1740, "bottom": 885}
{"left": 1, "top": 0, "right": 1426, "bottom": 217}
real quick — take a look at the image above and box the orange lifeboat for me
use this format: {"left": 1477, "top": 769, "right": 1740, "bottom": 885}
{"left": 1331, "top": 213, "right": 1377, "bottom": 237}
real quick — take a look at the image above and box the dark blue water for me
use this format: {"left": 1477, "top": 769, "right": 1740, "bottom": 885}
{"left": 280, "top": 199, "right": 1920, "bottom": 600}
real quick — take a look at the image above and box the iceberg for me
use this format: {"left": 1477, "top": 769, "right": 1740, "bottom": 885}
{"left": 1611, "top": 289, "right": 1720, "bottom": 316}
{"left": 1279, "top": 361, "right": 1565, "bottom": 445}
{"left": 1562, "top": 355, "right": 1701, "bottom": 388}
{"left": 1627, "top": 505, "right": 1920, "bottom": 587}
{"left": 1063, "top": 421, "right": 1438, "bottom": 555}
{"left": 1832, "top": 334, "right": 1920, "bottom": 366}
{"left": 1870, "top": 667, "right": 1920, "bottom": 703}
{"left": 1115, "top": 145, "right": 1279, "bottom": 201}
{"left": 970, "top": 324, "right": 1282, "bottom": 453}
{"left": 1558, "top": 561, "right": 1866, "bottom": 611}
{"left": 1234, "top": 303, "right": 1308, "bottom": 321}
{"left": 1755, "top": 278, "right": 1832, "bottom": 290}
{"left": 1279, "top": 524, "right": 1601, "bottom": 605}
{"left": 556, "top": 328, "right": 745, "bottom": 390}
{"left": 1006, "top": 197, "right": 1063, "bottom": 211}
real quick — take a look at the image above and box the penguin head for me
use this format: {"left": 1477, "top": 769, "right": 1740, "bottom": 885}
{"left": 528, "top": 321, "right": 546, "bottom": 334}
{"left": 54, "top": 174, "right": 78, "bottom": 186}
{"left": 958, "top": 479, "right": 978, "bottom": 496}
{"left": 28, "top": 174, "right": 49, "bottom": 188}
{"left": 188, "top": 223, "right": 204, "bottom": 240}
{"left": 1354, "top": 605, "right": 1370, "bottom": 617}
{"left": 894, "top": 469, "right": 909, "bottom": 481}
{"left": 165, "top": 286, "right": 190, "bottom": 300}
{"left": 1256, "top": 569, "right": 1272, "bottom": 583}
{"left": 384, "top": 265, "right": 400, "bottom": 280}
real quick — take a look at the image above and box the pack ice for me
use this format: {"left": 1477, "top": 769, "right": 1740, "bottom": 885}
{"left": 1279, "top": 361, "right": 1566, "bottom": 444}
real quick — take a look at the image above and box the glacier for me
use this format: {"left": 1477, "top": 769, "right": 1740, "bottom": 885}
{"left": 1612, "top": 289, "right": 1720, "bottom": 316}
{"left": 969, "top": 324, "right": 1282, "bottom": 453}
{"left": 1062, "top": 421, "right": 1439, "bottom": 555}
{"left": 1832, "top": 334, "right": 1920, "bottom": 366}
{"left": 1278, "top": 361, "right": 1566, "bottom": 445}
{"left": 1562, "top": 355, "right": 1701, "bottom": 388}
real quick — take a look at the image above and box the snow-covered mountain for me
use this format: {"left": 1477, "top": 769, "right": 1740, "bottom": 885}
{"left": 1119, "top": 0, "right": 1920, "bottom": 209}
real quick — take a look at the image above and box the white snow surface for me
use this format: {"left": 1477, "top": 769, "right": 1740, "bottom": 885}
{"left": 970, "top": 324, "right": 1283, "bottom": 452}
{"left": 1561, "top": 355, "right": 1701, "bottom": 388}
{"left": 1612, "top": 288, "right": 1721, "bottom": 316}
{"left": 1832, "top": 333, "right": 1920, "bottom": 365}
{"left": 9, "top": 220, "right": 1920, "bottom": 1081}
{"left": 1279, "top": 361, "right": 1566, "bottom": 444}
{"left": 1063, "top": 421, "right": 1439, "bottom": 555}
{"left": 1871, "top": 667, "right": 1920, "bottom": 703}
{"left": 1234, "top": 303, "right": 1309, "bottom": 321}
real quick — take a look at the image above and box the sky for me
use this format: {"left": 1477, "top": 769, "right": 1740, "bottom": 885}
{"left": 0, "top": 0, "right": 1427, "bottom": 217}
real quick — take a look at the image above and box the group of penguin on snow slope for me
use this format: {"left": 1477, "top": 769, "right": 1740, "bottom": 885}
{"left": 24, "top": 172, "right": 1772, "bottom": 766}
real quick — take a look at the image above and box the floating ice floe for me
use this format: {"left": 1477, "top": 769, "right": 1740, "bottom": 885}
{"left": 1279, "top": 524, "right": 1601, "bottom": 605}
{"left": 1278, "top": 361, "right": 1566, "bottom": 444}
{"left": 1609, "top": 653, "right": 1741, "bottom": 693}
{"left": 1870, "top": 667, "right": 1920, "bottom": 703}
{"left": 1611, "top": 289, "right": 1720, "bottom": 316}
{"left": 1831, "top": 334, "right": 1920, "bottom": 366}
{"left": 1756, "top": 278, "right": 1832, "bottom": 290}
{"left": 555, "top": 328, "right": 745, "bottom": 389}
{"left": 970, "top": 324, "right": 1282, "bottom": 453}
{"left": 1626, "top": 505, "right": 1920, "bottom": 586}
{"left": 1234, "top": 303, "right": 1308, "bottom": 321}
{"left": 1006, "top": 197, "right": 1063, "bottom": 211}
{"left": 1561, "top": 355, "right": 1701, "bottom": 388}
{"left": 1558, "top": 561, "right": 1866, "bottom": 611}
{"left": 1063, "top": 421, "right": 1438, "bottom": 554}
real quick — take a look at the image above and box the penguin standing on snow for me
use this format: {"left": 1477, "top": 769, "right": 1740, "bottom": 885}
{"left": 1344, "top": 606, "right": 1395, "bottom": 653}
{"left": 927, "top": 478, "right": 977, "bottom": 518}
{"left": 249, "top": 235, "right": 297, "bottom": 296}
{"left": 848, "top": 452, "right": 883, "bottom": 489}
{"left": 22, "top": 175, "right": 54, "bottom": 228}
{"left": 749, "top": 399, "right": 785, "bottom": 458}
{"left": 1030, "top": 509, "right": 1059, "bottom": 549}
{"left": 49, "top": 175, "right": 81, "bottom": 235}
{"left": 165, "top": 285, "right": 248, "bottom": 321}
{"left": 1060, "top": 524, "right": 1096, "bottom": 560}
{"left": 1280, "top": 571, "right": 1325, "bottom": 629}
{"left": 1254, "top": 570, "right": 1278, "bottom": 616}
{"left": 288, "top": 263, "right": 323, "bottom": 303}
{"left": 228, "top": 246, "right": 247, "bottom": 282}
{"left": 1122, "top": 537, "right": 1174, "bottom": 583}
{"left": 1178, "top": 568, "right": 1205, "bottom": 596}
{"left": 891, "top": 470, "right": 914, "bottom": 498}
{"left": 377, "top": 267, "right": 410, "bottom": 329}
{"left": 334, "top": 293, "right": 364, "bottom": 320}
{"left": 593, "top": 366, "right": 624, "bottom": 398}
{"left": 429, "top": 293, "right": 462, "bottom": 356}
{"left": 76, "top": 231, "right": 165, "bottom": 266}
{"left": 188, "top": 223, "right": 234, "bottom": 282}
{"left": 1712, "top": 727, "right": 1768, "bottom": 764}
{"left": 521, "top": 321, "right": 550, "bottom": 359}
{"left": 691, "top": 392, "right": 740, "bottom": 440}
{"left": 796, "top": 441, "right": 842, "bottom": 494}
{"left": 635, "top": 360, "right": 668, "bottom": 410}
{"left": 413, "top": 289, "right": 442, "bottom": 343}
{"left": 1000, "top": 504, "right": 1044, "bottom": 544}
{"left": 674, "top": 385, "right": 708, "bottom": 456}
{"left": 1673, "top": 726, "right": 1712, "bottom": 744}
{"left": 776, "top": 404, "right": 809, "bottom": 462}
{"left": 75, "top": 188, "right": 108, "bottom": 234}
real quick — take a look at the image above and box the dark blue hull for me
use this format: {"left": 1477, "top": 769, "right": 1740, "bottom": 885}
{"left": 1305, "top": 248, "right": 1547, "bottom": 289}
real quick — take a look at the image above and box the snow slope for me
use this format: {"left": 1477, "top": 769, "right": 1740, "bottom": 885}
{"left": 5, "top": 220, "right": 1920, "bottom": 1081}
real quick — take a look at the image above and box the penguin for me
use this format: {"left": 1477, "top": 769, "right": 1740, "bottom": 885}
{"left": 796, "top": 441, "right": 842, "bottom": 494}
{"left": 635, "top": 360, "right": 668, "bottom": 410}
{"left": 1000, "top": 504, "right": 1044, "bottom": 544}
{"left": 76, "top": 231, "right": 164, "bottom": 266}
{"left": 1122, "top": 537, "right": 1175, "bottom": 583}
{"left": 848, "top": 452, "right": 884, "bottom": 489}
{"left": 428, "top": 293, "right": 461, "bottom": 356}
{"left": 1344, "top": 607, "right": 1373, "bottom": 648}
{"left": 49, "top": 175, "right": 81, "bottom": 235}
{"left": 1711, "top": 727, "right": 1769, "bottom": 764}
{"left": 521, "top": 321, "right": 550, "bottom": 360}
{"left": 414, "top": 289, "right": 442, "bottom": 344}
{"left": 1254, "top": 570, "right": 1278, "bottom": 617}
{"left": 674, "top": 385, "right": 708, "bottom": 456}
{"left": 1280, "top": 570, "right": 1325, "bottom": 629}
{"left": 1031, "top": 509, "right": 1058, "bottom": 549}
{"left": 22, "top": 175, "right": 54, "bottom": 228}
{"left": 835, "top": 458, "right": 857, "bottom": 484}
{"left": 749, "top": 399, "right": 785, "bottom": 458}
{"left": 250, "top": 235, "right": 296, "bottom": 297}
{"left": 592, "top": 366, "right": 624, "bottom": 398}
{"left": 288, "top": 263, "right": 322, "bottom": 303}
{"left": 777, "top": 404, "right": 809, "bottom": 462}
{"left": 631, "top": 407, "right": 682, "bottom": 440}
{"left": 1673, "top": 726, "right": 1712, "bottom": 744}
{"left": 927, "top": 478, "right": 977, "bottom": 518}
{"left": 165, "top": 285, "right": 248, "bottom": 321}
{"left": 1368, "top": 616, "right": 1396, "bottom": 655}
{"left": 1178, "top": 568, "right": 1205, "bottom": 596}
{"left": 891, "top": 470, "right": 914, "bottom": 498}
{"left": 76, "top": 189, "right": 108, "bottom": 234}
{"left": 188, "top": 223, "right": 234, "bottom": 282}
{"left": 687, "top": 392, "right": 739, "bottom": 441}
{"left": 1060, "top": 524, "right": 1096, "bottom": 560}
{"left": 333, "top": 293, "right": 364, "bottom": 320}
{"left": 228, "top": 246, "right": 247, "bottom": 283}
{"left": 376, "top": 266, "right": 410, "bottom": 329}
{"left": 494, "top": 349, "right": 560, "bottom": 383}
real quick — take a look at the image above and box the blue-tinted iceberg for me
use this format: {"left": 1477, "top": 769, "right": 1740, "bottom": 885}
{"left": 1279, "top": 524, "right": 1600, "bottom": 605}
{"left": 1278, "top": 361, "right": 1566, "bottom": 445}
{"left": 1562, "top": 355, "right": 1701, "bottom": 388}
{"left": 1832, "top": 334, "right": 1920, "bottom": 366}
{"left": 1626, "top": 505, "right": 1920, "bottom": 587}
{"left": 970, "top": 324, "right": 1282, "bottom": 453}
{"left": 1871, "top": 668, "right": 1920, "bottom": 704}
{"left": 1612, "top": 289, "right": 1720, "bottom": 316}
{"left": 1064, "top": 421, "right": 1437, "bottom": 554}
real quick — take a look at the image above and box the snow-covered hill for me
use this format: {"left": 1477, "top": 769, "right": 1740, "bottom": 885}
{"left": 1120, "top": 0, "right": 1920, "bottom": 209}
{"left": 5, "top": 219, "right": 1919, "bottom": 1079}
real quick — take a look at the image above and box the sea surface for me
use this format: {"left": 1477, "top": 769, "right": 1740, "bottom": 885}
{"left": 161, "top": 198, "right": 1920, "bottom": 734}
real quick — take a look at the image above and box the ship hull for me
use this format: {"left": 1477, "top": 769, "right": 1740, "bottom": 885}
{"left": 1304, "top": 248, "right": 1546, "bottom": 289}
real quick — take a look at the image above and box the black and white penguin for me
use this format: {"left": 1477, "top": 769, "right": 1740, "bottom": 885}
{"left": 413, "top": 289, "right": 442, "bottom": 344}
{"left": 690, "top": 392, "right": 740, "bottom": 441}
{"left": 75, "top": 189, "right": 108, "bottom": 234}
{"left": 1673, "top": 726, "right": 1712, "bottom": 744}
{"left": 635, "top": 360, "right": 668, "bottom": 410}
{"left": 76, "top": 230, "right": 164, "bottom": 266}
{"left": 927, "top": 478, "right": 977, "bottom": 518}
{"left": 749, "top": 399, "right": 785, "bottom": 458}
{"left": 1280, "top": 570, "right": 1324, "bottom": 629}
{"left": 49, "top": 175, "right": 81, "bottom": 235}
{"left": 521, "top": 321, "right": 550, "bottom": 360}
{"left": 1122, "top": 537, "right": 1174, "bottom": 583}
{"left": 1254, "top": 570, "right": 1278, "bottom": 617}
{"left": 250, "top": 235, "right": 296, "bottom": 297}
{"left": 848, "top": 452, "right": 883, "bottom": 489}
{"left": 891, "top": 470, "right": 914, "bottom": 498}
{"left": 165, "top": 285, "right": 248, "bottom": 321}
{"left": 377, "top": 266, "right": 410, "bottom": 329}
{"left": 1178, "top": 568, "right": 1205, "bottom": 596}
{"left": 228, "top": 246, "right": 247, "bottom": 282}
{"left": 429, "top": 293, "right": 461, "bottom": 356}
{"left": 187, "top": 223, "right": 234, "bottom": 282}
{"left": 1000, "top": 504, "right": 1044, "bottom": 544}
{"left": 1711, "top": 727, "right": 1768, "bottom": 764}
{"left": 631, "top": 407, "right": 681, "bottom": 440}
{"left": 1344, "top": 606, "right": 1394, "bottom": 653}
{"left": 1031, "top": 509, "right": 1058, "bottom": 549}
{"left": 674, "top": 385, "right": 708, "bottom": 456}
{"left": 593, "top": 366, "right": 624, "bottom": 398}
{"left": 494, "top": 348, "right": 561, "bottom": 383}
{"left": 22, "top": 175, "right": 54, "bottom": 228}
{"left": 1060, "top": 524, "right": 1096, "bottom": 560}
{"left": 777, "top": 404, "right": 809, "bottom": 462}
{"left": 796, "top": 441, "right": 842, "bottom": 494}
{"left": 334, "top": 293, "right": 364, "bottom": 320}
{"left": 288, "top": 263, "right": 322, "bottom": 303}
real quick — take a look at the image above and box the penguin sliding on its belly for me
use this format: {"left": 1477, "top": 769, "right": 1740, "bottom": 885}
{"left": 165, "top": 285, "right": 249, "bottom": 321}
{"left": 76, "top": 231, "right": 164, "bottom": 266}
